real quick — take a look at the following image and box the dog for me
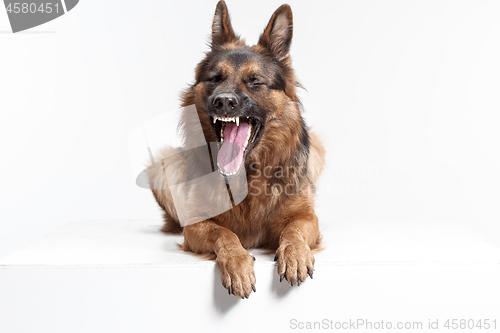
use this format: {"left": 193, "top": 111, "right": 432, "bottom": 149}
{"left": 147, "top": 0, "right": 325, "bottom": 299}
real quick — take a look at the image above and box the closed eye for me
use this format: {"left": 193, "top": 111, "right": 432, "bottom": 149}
{"left": 209, "top": 75, "right": 222, "bottom": 83}
{"left": 205, "top": 73, "right": 223, "bottom": 83}
{"left": 248, "top": 77, "right": 267, "bottom": 87}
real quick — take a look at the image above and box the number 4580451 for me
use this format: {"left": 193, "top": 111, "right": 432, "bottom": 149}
{"left": 444, "top": 319, "right": 497, "bottom": 330}
{"left": 6, "top": 3, "right": 60, "bottom": 14}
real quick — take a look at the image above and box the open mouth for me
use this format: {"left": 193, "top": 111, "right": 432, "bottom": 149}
{"left": 210, "top": 115, "right": 262, "bottom": 177}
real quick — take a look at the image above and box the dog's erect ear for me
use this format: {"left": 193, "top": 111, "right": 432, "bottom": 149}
{"left": 258, "top": 4, "right": 293, "bottom": 60}
{"left": 211, "top": 0, "right": 238, "bottom": 47}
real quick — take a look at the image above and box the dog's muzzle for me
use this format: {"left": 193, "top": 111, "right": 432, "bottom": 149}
{"left": 212, "top": 93, "right": 239, "bottom": 114}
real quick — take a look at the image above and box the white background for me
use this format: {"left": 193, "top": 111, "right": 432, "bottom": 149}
{"left": 1, "top": 0, "right": 499, "bottom": 258}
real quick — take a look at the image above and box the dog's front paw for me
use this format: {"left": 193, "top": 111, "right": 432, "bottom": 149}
{"left": 216, "top": 250, "right": 256, "bottom": 299}
{"left": 275, "top": 241, "right": 315, "bottom": 286}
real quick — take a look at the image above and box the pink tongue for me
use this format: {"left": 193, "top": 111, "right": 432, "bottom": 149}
{"left": 217, "top": 122, "right": 249, "bottom": 174}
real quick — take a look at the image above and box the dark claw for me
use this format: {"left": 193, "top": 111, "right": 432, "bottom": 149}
{"left": 274, "top": 255, "right": 278, "bottom": 261}
{"left": 297, "top": 279, "right": 302, "bottom": 286}
{"left": 307, "top": 267, "right": 314, "bottom": 279}
{"left": 251, "top": 284, "right": 256, "bottom": 292}
{"left": 279, "top": 274, "right": 284, "bottom": 282}
{"left": 228, "top": 285, "right": 233, "bottom": 295}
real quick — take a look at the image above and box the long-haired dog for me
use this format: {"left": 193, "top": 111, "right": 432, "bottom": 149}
{"left": 148, "top": 0, "right": 325, "bottom": 298}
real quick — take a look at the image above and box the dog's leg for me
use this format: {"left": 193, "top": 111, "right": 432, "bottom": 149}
{"left": 275, "top": 212, "right": 320, "bottom": 286}
{"left": 182, "top": 220, "right": 256, "bottom": 298}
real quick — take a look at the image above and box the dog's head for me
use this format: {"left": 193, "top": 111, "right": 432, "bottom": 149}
{"left": 188, "top": 1, "right": 303, "bottom": 178}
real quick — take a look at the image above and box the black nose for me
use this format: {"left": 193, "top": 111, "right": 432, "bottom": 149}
{"left": 213, "top": 93, "right": 239, "bottom": 112}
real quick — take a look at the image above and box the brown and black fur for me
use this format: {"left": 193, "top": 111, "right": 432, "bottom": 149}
{"left": 148, "top": 1, "right": 325, "bottom": 298}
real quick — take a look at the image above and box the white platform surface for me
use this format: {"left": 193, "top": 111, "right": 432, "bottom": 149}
{"left": 1, "top": 219, "right": 499, "bottom": 333}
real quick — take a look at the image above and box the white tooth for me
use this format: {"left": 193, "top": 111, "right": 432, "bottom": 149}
{"left": 213, "top": 117, "right": 217, "bottom": 124}
{"left": 236, "top": 117, "right": 239, "bottom": 126}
